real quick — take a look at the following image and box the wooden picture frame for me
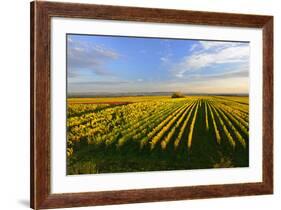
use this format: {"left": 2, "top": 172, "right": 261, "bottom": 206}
{"left": 30, "top": 1, "right": 273, "bottom": 209}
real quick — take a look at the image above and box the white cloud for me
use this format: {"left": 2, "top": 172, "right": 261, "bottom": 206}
{"left": 189, "top": 44, "right": 198, "bottom": 52}
{"left": 160, "top": 57, "right": 168, "bottom": 62}
{"left": 172, "top": 41, "right": 249, "bottom": 78}
{"left": 160, "top": 52, "right": 173, "bottom": 66}
{"left": 199, "top": 41, "right": 239, "bottom": 50}
{"left": 68, "top": 38, "right": 120, "bottom": 77}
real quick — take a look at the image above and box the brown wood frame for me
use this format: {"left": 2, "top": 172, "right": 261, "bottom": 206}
{"left": 30, "top": 1, "right": 273, "bottom": 209}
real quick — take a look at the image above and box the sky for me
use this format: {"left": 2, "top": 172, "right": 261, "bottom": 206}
{"left": 67, "top": 34, "right": 249, "bottom": 95}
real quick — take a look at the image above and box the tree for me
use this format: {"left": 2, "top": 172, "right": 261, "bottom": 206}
{"left": 171, "top": 92, "right": 185, "bottom": 98}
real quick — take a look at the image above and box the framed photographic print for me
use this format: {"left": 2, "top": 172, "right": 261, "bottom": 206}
{"left": 30, "top": 1, "right": 273, "bottom": 209}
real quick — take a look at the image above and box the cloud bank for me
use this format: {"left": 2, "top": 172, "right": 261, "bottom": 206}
{"left": 67, "top": 36, "right": 120, "bottom": 77}
{"left": 171, "top": 41, "right": 249, "bottom": 78}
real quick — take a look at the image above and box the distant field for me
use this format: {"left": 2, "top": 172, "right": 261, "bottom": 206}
{"left": 67, "top": 95, "right": 249, "bottom": 174}
{"left": 67, "top": 96, "right": 171, "bottom": 104}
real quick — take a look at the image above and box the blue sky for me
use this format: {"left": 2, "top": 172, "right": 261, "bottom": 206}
{"left": 67, "top": 34, "right": 249, "bottom": 94}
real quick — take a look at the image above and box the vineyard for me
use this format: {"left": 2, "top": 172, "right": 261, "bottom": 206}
{"left": 67, "top": 96, "right": 249, "bottom": 174}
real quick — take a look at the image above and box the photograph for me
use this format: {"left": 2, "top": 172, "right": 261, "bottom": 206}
{"left": 66, "top": 34, "right": 250, "bottom": 175}
{"left": 29, "top": 2, "right": 274, "bottom": 208}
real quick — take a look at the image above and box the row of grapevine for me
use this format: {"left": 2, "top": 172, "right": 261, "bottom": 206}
{"left": 216, "top": 102, "right": 249, "bottom": 129}
{"left": 211, "top": 102, "right": 246, "bottom": 148}
{"left": 204, "top": 101, "right": 209, "bottom": 131}
{"left": 215, "top": 97, "right": 249, "bottom": 113}
{"left": 150, "top": 102, "right": 192, "bottom": 150}
{"left": 68, "top": 100, "right": 184, "bottom": 149}
{"left": 187, "top": 101, "right": 199, "bottom": 149}
{"left": 174, "top": 102, "right": 197, "bottom": 149}
{"left": 207, "top": 102, "right": 221, "bottom": 144}
{"left": 214, "top": 103, "right": 249, "bottom": 137}
{"left": 117, "top": 101, "right": 187, "bottom": 147}
{"left": 161, "top": 101, "right": 196, "bottom": 150}
{"left": 215, "top": 98, "right": 249, "bottom": 121}
{"left": 209, "top": 102, "right": 236, "bottom": 148}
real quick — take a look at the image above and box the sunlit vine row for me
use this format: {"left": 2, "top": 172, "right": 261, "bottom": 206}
{"left": 187, "top": 101, "right": 199, "bottom": 149}
{"left": 211, "top": 103, "right": 247, "bottom": 148}
{"left": 174, "top": 102, "right": 197, "bottom": 149}
{"left": 161, "top": 101, "right": 195, "bottom": 150}
{"left": 150, "top": 102, "right": 192, "bottom": 149}
{"left": 207, "top": 102, "right": 221, "bottom": 144}
{"left": 209, "top": 103, "right": 236, "bottom": 148}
